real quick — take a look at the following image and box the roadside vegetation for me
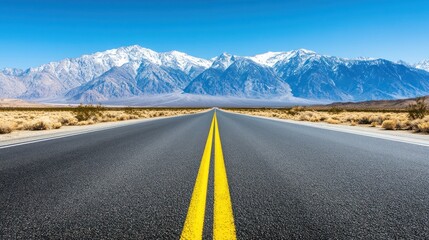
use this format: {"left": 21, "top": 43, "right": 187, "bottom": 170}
{"left": 0, "top": 105, "right": 204, "bottom": 134}
{"left": 225, "top": 98, "right": 429, "bottom": 134}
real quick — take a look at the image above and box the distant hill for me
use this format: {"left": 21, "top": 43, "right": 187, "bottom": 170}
{"left": 0, "top": 98, "right": 47, "bottom": 108}
{"left": 319, "top": 96, "right": 429, "bottom": 110}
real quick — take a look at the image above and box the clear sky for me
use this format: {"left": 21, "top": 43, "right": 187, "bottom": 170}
{"left": 1, "top": 0, "right": 428, "bottom": 69}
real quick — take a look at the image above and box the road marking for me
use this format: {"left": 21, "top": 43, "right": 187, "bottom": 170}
{"left": 181, "top": 115, "right": 215, "bottom": 240}
{"left": 181, "top": 112, "right": 237, "bottom": 239}
{"left": 213, "top": 112, "right": 237, "bottom": 239}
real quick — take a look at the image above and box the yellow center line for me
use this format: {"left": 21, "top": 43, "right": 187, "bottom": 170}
{"left": 180, "top": 111, "right": 237, "bottom": 239}
{"left": 180, "top": 115, "right": 215, "bottom": 240}
{"left": 213, "top": 112, "right": 237, "bottom": 240}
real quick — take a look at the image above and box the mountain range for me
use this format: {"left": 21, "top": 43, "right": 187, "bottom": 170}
{"left": 1, "top": 45, "right": 429, "bottom": 105}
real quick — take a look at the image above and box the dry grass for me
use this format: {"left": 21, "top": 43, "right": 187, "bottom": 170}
{"left": 381, "top": 120, "right": 397, "bottom": 130}
{"left": 0, "top": 122, "right": 13, "bottom": 134}
{"left": 0, "top": 106, "right": 204, "bottom": 134}
{"left": 226, "top": 108, "right": 429, "bottom": 134}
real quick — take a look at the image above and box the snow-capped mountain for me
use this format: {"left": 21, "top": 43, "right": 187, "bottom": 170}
{"left": 0, "top": 45, "right": 211, "bottom": 100}
{"left": 271, "top": 51, "right": 429, "bottom": 101}
{"left": 185, "top": 50, "right": 429, "bottom": 101}
{"left": 184, "top": 56, "right": 291, "bottom": 98}
{"left": 0, "top": 72, "right": 26, "bottom": 98}
{"left": 210, "top": 53, "right": 239, "bottom": 70}
{"left": 414, "top": 60, "right": 429, "bottom": 72}
{"left": 1, "top": 45, "right": 429, "bottom": 104}
{"left": 66, "top": 55, "right": 207, "bottom": 102}
{"left": 65, "top": 62, "right": 143, "bottom": 102}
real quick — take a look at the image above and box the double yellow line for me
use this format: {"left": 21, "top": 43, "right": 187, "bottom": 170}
{"left": 180, "top": 111, "right": 236, "bottom": 240}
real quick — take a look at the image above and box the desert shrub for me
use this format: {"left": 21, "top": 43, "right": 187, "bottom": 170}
{"left": 370, "top": 122, "right": 378, "bottom": 127}
{"left": 278, "top": 113, "right": 289, "bottom": 119}
{"left": 128, "top": 114, "right": 139, "bottom": 119}
{"left": 0, "top": 122, "right": 13, "bottom": 134}
{"left": 325, "top": 118, "right": 340, "bottom": 124}
{"left": 105, "top": 113, "right": 117, "bottom": 118}
{"left": 417, "top": 122, "right": 429, "bottom": 133}
{"left": 76, "top": 120, "right": 95, "bottom": 126}
{"left": 298, "top": 112, "right": 310, "bottom": 121}
{"left": 138, "top": 112, "right": 149, "bottom": 118}
{"left": 357, "top": 116, "right": 371, "bottom": 124}
{"left": 382, "top": 120, "right": 397, "bottom": 130}
{"left": 124, "top": 108, "right": 141, "bottom": 119}
{"left": 124, "top": 108, "right": 138, "bottom": 115}
{"left": 407, "top": 97, "right": 427, "bottom": 120}
{"left": 369, "top": 115, "right": 383, "bottom": 124}
{"left": 100, "top": 112, "right": 118, "bottom": 122}
{"left": 410, "top": 117, "right": 429, "bottom": 133}
{"left": 25, "top": 120, "right": 51, "bottom": 130}
{"left": 51, "top": 122, "right": 62, "bottom": 129}
{"left": 59, "top": 116, "right": 78, "bottom": 126}
{"left": 22, "top": 117, "right": 62, "bottom": 130}
{"left": 73, "top": 104, "right": 104, "bottom": 122}
{"left": 291, "top": 106, "right": 305, "bottom": 112}
{"left": 282, "top": 107, "right": 302, "bottom": 117}
{"left": 0, "top": 108, "right": 203, "bottom": 134}
{"left": 397, "top": 120, "right": 411, "bottom": 130}
{"left": 328, "top": 107, "right": 343, "bottom": 114}
{"left": 309, "top": 116, "right": 321, "bottom": 122}
{"left": 286, "top": 109, "right": 299, "bottom": 116}
{"left": 116, "top": 114, "right": 130, "bottom": 121}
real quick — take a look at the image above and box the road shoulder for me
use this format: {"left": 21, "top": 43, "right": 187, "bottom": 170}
{"left": 0, "top": 113, "right": 200, "bottom": 148}
{"left": 223, "top": 110, "right": 429, "bottom": 147}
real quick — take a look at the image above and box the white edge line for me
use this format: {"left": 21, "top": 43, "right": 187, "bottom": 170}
{"left": 221, "top": 110, "right": 429, "bottom": 148}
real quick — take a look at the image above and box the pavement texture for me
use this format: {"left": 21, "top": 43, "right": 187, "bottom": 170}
{"left": 1, "top": 109, "right": 429, "bottom": 239}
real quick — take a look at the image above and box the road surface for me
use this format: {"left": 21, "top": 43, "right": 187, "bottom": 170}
{"left": 1, "top": 110, "right": 429, "bottom": 239}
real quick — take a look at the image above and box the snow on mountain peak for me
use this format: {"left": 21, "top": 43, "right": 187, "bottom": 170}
{"left": 86, "top": 46, "right": 212, "bottom": 73}
{"left": 23, "top": 45, "right": 213, "bottom": 85}
{"left": 248, "top": 49, "right": 318, "bottom": 67}
{"left": 248, "top": 52, "right": 287, "bottom": 67}
{"left": 211, "top": 53, "right": 237, "bottom": 70}
{"left": 159, "top": 50, "right": 212, "bottom": 73}
{"left": 1, "top": 67, "right": 23, "bottom": 76}
{"left": 397, "top": 60, "right": 411, "bottom": 67}
{"left": 295, "top": 48, "right": 316, "bottom": 55}
{"left": 414, "top": 60, "right": 429, "bottom": 72}
{"left": 2, "top": 45, "right": 428, "bottom": 103}
{"left": 352, "top": 57, "right": 378, "bottom": 61}
{"left": 85, "top": 45, "right": 158, "bottom": 67}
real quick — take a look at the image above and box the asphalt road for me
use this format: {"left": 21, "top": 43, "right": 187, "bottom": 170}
{"left": 1, "top": 109, "right": 429, "bottom": 239}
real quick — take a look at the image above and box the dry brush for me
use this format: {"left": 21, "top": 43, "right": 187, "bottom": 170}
{"left": 226, "top": 107, "right": 429, "bottom": 134}
{"left": 0, "top": 105, "right": 204, "bottom": 134}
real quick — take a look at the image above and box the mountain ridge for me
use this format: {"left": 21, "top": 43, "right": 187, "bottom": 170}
{"left": 1, "top": 45, "right": 428, "bottom": 104}
{"left": 414, "top": 59, "right": 429, "bottom": 72}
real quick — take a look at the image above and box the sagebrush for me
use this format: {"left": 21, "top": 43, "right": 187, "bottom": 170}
{"left": 0, "top": 106, "right": 204, "bottom": 134}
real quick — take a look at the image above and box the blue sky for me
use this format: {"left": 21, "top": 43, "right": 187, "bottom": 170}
{"left": 1, "top": 0, "right": 428, "bottom": 69}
